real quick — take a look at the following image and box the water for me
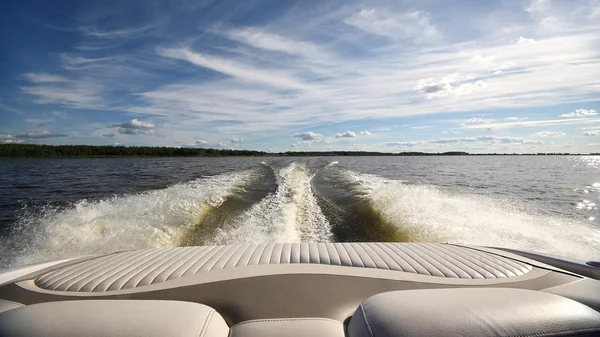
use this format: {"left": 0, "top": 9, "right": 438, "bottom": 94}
{"left": 0, "top": 156, "right": 599, "bottom": 268}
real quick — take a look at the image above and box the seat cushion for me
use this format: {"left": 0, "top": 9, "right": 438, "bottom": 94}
{"left": 0, "top": 299, "right": 23, "bottom": 313}
{"left": 230, "top": 318, "right": 345, "bottom": 337}
{"left": 348, "top": 288, "right": 600, "bottom": 337}
{"left": 0, "top": 300, "right": 228, "bottom": 337}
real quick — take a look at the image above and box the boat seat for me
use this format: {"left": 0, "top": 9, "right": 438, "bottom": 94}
{"left": 0, "top": 300, "right": 229, "bottom": 337}
{"left": 230, "top": 318, "right": 345, "bottom": 337}
{"left": 0, "top": 298, "right": 23, "bottom": 313}
{"left": 347, "top": 288, "right": 600, "bottom": 337}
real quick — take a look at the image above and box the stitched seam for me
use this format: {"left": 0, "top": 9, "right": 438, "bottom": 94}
{"left": 360, "top": 304, "right": 375, "bottom": 337}
{"left": 189, "top": 246, "right": 224, "bottom": 274}
{"left": 424, "top": 244, "right": 486, "bottom": 279}
{"left": 249, "top": 244, "right": 268, "bottom": 265}
{"left": 345, "top": 243, "right": 366, "bottom": 268}
{"left": 377, "top": 243, "right": 415, "bottom": 273}
{"left": 198, "top": 309, "right": 215, "bottom": 337}
{"left": 392, "top": 243, "right": 443, "bottom": 277}
{"left": 414, "top": 243, "right": 469, "bottom": 278}
{"left": 407, "top": 243, "right": 461, "bottom": 278}
{"left": 85, "top": 249, "right": 166, "bottom": 292}
{"left": 143, "top": 246, "right": 198, "bottom": 285}
{"left": 231, "top": 318, "right": 343, "bottom": 328}
{"left": 510, "top": 327, "right": 600, "bottom": 337}
{"left": 450, "top": 244, "right": 534, "bottom": 273}
{"left": 327, "top": 243, "right": 341, "bottom": 266}
{"left": 384, "top": 242, "right": 433, "bottom": 276}
{"left": 193, "top": 245, "right": 229, "bottom": 273}
{"left": 232, "top": 244, "right": 253, "bottom": 268}
{"left": 445, "top": 245, "right": 522, "bottom": 277}
{"left": 42, "top": 250, "right": 145, "bottom": 290}
{"left": 236, "top": 244, "right": 259, "bottom": 267}
{"left": 128, "top": 247, "right": 191, "bottom": 289}
{"left": 355, "top": 243, "right": 377, "bottom": 268}
{"left": 208, "top": 245, "right": 240, "bottom": 271}
{"left": 360, "top": 243, "right": 390, "bottom": 270}
{"left": 337, "top": 243, "right": 353, "bottom": 267}
{"left": 165, "top": 246, "right": 210, "bottom": 280}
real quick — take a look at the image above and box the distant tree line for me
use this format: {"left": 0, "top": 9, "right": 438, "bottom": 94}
{"left": 0, "top": 144, "right": 594, "bottom": 158}
{"left": 0, "top": 144, "right": 267, "bottom": 158}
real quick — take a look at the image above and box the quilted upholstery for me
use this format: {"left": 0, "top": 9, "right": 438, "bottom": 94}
{"left": 34, "top": 243, "right": 532, "bottom": 292}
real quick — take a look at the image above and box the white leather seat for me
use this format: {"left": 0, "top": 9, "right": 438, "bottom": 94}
{"left": 347, "top": 288, "right": 600, "bottom": 337}
{"left": 0, "top": 300, "right": 229, "bottom": 337}
{"left": 230, "top": 318, "right": 345, "bottom": 337}
{"left": 0, "top": 299, "right": 23, "bottom": 313}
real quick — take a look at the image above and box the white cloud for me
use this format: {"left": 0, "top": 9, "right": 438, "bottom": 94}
{"left": 231, "top": 138, "right": 243, "bottom": 143}
{"left": 225, "top": 28, "right": 329, "bottom": 61}
{"left": 335, "top": 130, "right": 357, "bottom": 138}
{"left": 525, "top": 0, "right": 549, "bottom": 13}
{"left": 430, "top": 135, "right": 542, "bottom": 145}
{"left": 532, "top": 131, "right": 565, "bottom": 137}
{"left": 415, "top": 74, "right": 486, "bottom": 99}
{"left": 294, "top": 131, "right": 323, "bottom": 142}
{"left": 22, "top": 73, "right": 68, "bottom": 83}
{"left": 582, "top": 130, "right": 600, "bottom": 136}
{"left": 14, "top": 131, "right": 68, "bottom": 139}
{"left": 360, "top": 131, "right": 371, "bottom": 135}
{"left": 102, "top": 132, "right": 115, "bottom": 138}
{"left": 111, "top": 119, "right": 159, "bottom": 135}
{"left": 385, "top": 141, "right": 423, "bottom": 147}
{"left": 1, "top": 139, "right": 25, "bottom": 144}
{"left": 517, "top": 37, "right": 536, "bottom": 45}
{"left": 345, "top": 9, "right": 439, "bottom": 42}
{"left": 463, "top": 117, "right": 494, "bottom": 125}
{"left": 157, "top": 47, "right": 306, "bottom": 89}
{"left": 504, "top": 117, "right": 528, "bottom": 121}
{"left": 410, "top": 126, "right": 434, "bottom": 130}
{"left": 115, "top": 119, "right": 157, "bottom": 129}
{"left": 463, "top": 118, "right": 600, "bottom": 130}
{"left": 560, "top": 109, "right": 597, "bottom": 118}
{"left": 195, "top": 139, "right": 208, "bottom": 145}
{"left": 217, "top": 142, "right": 226, "bottom": 147}
{"left": 0, "top": 135, "right": 13, "bottom": 140}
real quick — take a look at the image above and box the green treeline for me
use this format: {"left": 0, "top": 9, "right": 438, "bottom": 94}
{"left": 0, "top": 144, "right": 267, "bottom": 158}
{"left": 0, "top": 144, "right": 594, "bottom": 158}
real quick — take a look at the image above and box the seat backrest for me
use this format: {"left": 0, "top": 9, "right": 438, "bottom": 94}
{"left": 0, "top": 300, "right": 229, "bottom": 337}
{"left": 348, "top": 288, "right": 600, "bottom": 337}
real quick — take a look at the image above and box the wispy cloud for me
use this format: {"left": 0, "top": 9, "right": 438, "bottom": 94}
{"left": 22, "top": 73, "right": 68, "bottom": 83}
{"left": 560, "top": 109, "right": 597, "bottom": 118}
{"left": 335, "top": 130, "right": 357, "bottom": 138}
{"left": 157, "top": 47, "right": 307, "bottom": 89}
{"left": 532, "top": 131, "right": 566, "bottom": 137}
{"left": 109, "top": 119, "right": 161, "bottom": 136}
{"left": 344, "top": 8, "right": 439, "bottom": 42}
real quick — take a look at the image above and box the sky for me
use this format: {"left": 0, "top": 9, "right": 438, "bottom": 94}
{"left": 0, "top": 0, "right": 599, "bottom": 153}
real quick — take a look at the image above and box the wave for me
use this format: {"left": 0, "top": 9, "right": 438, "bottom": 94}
{"left": 1, "top": 171, "right": 255, "bottom": 267}
{"left": 337, "top": 170, "right": 600, "bottom": 260}
{"left": 210, "top": 161, "right": 333, "bottom": 244}
{"left": 3, "top": 160, "right": 598, "bottom": 267}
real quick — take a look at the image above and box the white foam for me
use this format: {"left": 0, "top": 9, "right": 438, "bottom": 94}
{"left": 212, "top": 162, "right": 332, "bottom": 244}
{"left": 4, "top": 171, "right": 255, "bottom": 267}
{"left": 340, "top": 170, "right": 600, "bottom": 260}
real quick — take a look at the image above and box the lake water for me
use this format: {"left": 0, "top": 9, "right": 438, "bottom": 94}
{"left": 1, "top": 156, "right": 599, "bottom": 268}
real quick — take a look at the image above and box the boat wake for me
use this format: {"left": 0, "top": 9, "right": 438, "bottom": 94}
{"left": 2, "top": 159, "right": 599, "bottom": 267}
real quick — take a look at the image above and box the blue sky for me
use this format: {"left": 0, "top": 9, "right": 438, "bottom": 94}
{"left": 1, "top": 0, "right": 599, "bottom": 153}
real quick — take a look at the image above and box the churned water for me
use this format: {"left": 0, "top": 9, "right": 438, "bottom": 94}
{"left": 0, "top": 156, "right": 598, "bottom": 267}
